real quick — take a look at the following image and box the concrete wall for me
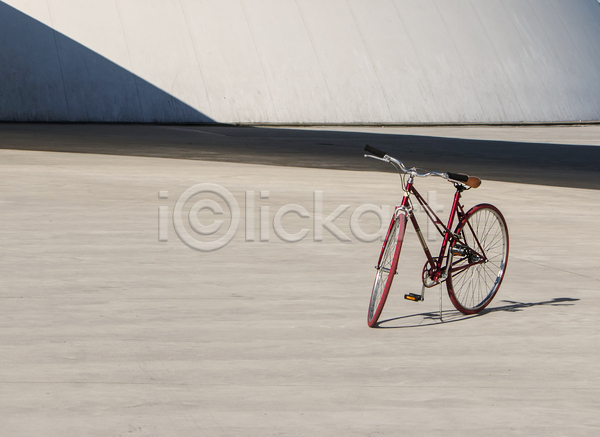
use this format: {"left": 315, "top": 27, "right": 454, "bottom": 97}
{"left": 2, "top": 0, "right": 600, "bottom": 124}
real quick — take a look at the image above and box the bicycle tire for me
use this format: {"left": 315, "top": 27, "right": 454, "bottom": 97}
{"left": 367, "top": 214, "right": 407, "bottom": 327}
{"left": 446, "top": 204, "right": 509, "bottom": 314}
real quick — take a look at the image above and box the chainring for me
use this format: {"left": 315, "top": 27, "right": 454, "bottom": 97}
{"left": 422, "top": 259, "right": 440, "bottom": 288}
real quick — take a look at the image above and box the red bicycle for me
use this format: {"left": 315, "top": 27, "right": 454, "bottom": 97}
{"left": 364, "top": 145, "right": 509, "bottom": 327}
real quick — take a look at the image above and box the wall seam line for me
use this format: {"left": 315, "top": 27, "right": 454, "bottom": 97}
{"left": 431, "top": 0, "right": 486, "bottom": 122}
{"left": 469, "top": 0, "right": 527, "bottom": 122}
{"left": 239, "top": 0, "right": 280, "bottom": 122}
{"left": 390, "top": 0, "right": 441, "bottom": 122}
{"left": 294, "top": 0, "right": 339, "bottom": 122}
{"left": 178, "top": 0, "right": 213, "bottom": 120}
{"left": 45, "top": 0, "right": 72, "bottom": 121}
{"left": 346, "top": 0, "right": 394, "bottom": 122}
{"left": 114, "top": 0, "right": 146, "bottom": 121}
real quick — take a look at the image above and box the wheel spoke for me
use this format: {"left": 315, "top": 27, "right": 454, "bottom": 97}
{"left": 368, "top": 216, "right": 406, "bottom": 326}
{"left": 446, "top": 205, "right": 508, "bottom": 314}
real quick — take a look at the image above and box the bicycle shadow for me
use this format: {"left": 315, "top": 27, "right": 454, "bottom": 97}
{"left": 375, "top": 297, "right": 579, "bottom": 329}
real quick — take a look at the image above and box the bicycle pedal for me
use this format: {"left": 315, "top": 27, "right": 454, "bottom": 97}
{"left": 404, "top": 293, "right": 423, "bottom": 302}
{"left": 451, "top": 244, "right": 469, "bottom": 256}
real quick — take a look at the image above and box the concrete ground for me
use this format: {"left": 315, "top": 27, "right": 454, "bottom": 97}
{"left": 0, "top": 125, "right": 599, "bottom": 436}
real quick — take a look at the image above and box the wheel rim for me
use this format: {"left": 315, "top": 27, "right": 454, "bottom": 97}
{"left": 368, "top": 219, "right": 400, "bottom": 323}
{"left": 448, "top": 206, "right": 508, "bottom": 312}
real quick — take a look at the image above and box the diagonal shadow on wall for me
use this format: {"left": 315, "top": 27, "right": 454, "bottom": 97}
{"left": 0, "top": 1, "right": 212, "bottom": 122}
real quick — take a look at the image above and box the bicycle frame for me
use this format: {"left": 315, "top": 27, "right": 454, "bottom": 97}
{"left": 393, "top": 174, "right": 484, "bottom": 286}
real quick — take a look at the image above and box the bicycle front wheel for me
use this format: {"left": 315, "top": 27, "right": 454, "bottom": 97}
{"left": 446, "top": 204, "right": 509, "bottom": 314}
{"left": 367, "top": 214, "right": 407, "bottom": 327}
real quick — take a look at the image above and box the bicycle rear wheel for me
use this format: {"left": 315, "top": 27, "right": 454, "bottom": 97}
{"left": 367, "top": 214, "right": 407, "bottom": 327}
{"left": 446, "top": 204, "right": 509, "bottom": 314}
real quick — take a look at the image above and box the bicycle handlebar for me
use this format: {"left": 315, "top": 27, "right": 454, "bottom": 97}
{"left": 363, "top": 144, "right": 481, "bottom": 188}
{"left": 364, "top": 145, "right": 386, "bottom": 159}
{"left": 364, "top": 144, "right": 443, "bottom": 178}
